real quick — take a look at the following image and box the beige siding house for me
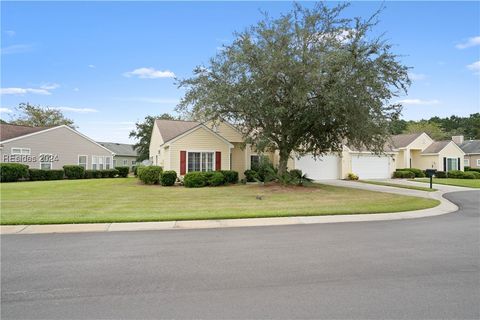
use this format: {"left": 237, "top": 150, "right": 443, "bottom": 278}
{"left": 0, "top": 124, "right": 113, "bottom": 170}
{"left": 455, "top": 136, "right": 480, "bottom": 169}
{"left": 98, "top": 142, "right": 138, "bottom": 170}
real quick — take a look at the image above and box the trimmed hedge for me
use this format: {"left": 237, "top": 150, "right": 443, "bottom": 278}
{"left": 393, "top": 170, "right": 415, "bottom": 179}
{"left": 28, "top": 169, "right": 64, "bottom": 181}
{"left": 137, "top": 166, "right": 163, "bottom": 185}
{"left": 206, "top": 171, "right": 225, "bottom": 186}
{"left": 0, "top": 163, "right": 29, "bottom": 182}
{"left": 465, "top": 167, "right": 480, "bottom": 173}
{"left": 84, "top": 170, "right": 99, "bottom": 179}
{"left": 115, "top": 166, "right": 129, "bottom": 178}
{"left": 435, "top": 171, "right": 447, "bottom": 178}
{"left": 160, "top": 170, "right": 177, "bottom": 186}
{"left": 244, "top": 169, "right": 258, "bottom": 182}
{"left": 63, "top": 165, "right": 85, "bottom": 179}
{"left": 184, "top": 172, "right": 207, "bottom": 188}
{"left": 220, "top": 170, "right": 239, "bottom": 184}
{"left": 396, "top": 168, "right": 425, "bottom": 178}
{"left": 447, "top": 170, "right": 480, "bottom": 179}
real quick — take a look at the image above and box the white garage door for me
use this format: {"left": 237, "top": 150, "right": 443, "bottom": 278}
{"left": 295, "top": 154, "right": 340, "bottom": 180}
{"left": 351, "top": 155, "right": 390, "bottom": 179}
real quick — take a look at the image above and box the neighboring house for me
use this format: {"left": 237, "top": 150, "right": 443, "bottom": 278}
{"left": 0, "top": 124, "right": 114, "bottom": 170}
{"left": 149, "top": 119, "right": 465, "bottom": 180}
{"left": 98, "top": 142, "right": 138, "bottom": 170}
{"left": 455, "top": 136, "right": 480, "bottom": 168}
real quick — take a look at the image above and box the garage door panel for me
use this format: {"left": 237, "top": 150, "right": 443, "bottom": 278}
{"left": 296, "top": 155, "right": 339, "bottom": 180}
{"left": 351, "top": 155, "right": 390, "bottom": 179}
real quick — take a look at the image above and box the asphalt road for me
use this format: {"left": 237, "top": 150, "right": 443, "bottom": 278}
{"left": 1, "top": 191, "right": 479, "bottom": 319}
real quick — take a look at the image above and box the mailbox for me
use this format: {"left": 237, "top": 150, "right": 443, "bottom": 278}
{"left": 425, "top": 169, "right": 437, "bottom": 178}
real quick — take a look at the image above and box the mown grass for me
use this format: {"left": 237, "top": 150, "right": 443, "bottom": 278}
{"left": 357, "top": 180, "right": 437, "bottom": 192}
{"left": 0, "top": 177, "right": 439, "bottom": 225}
{"left": 413, "top": 178, "right": 480, "bottom": 188}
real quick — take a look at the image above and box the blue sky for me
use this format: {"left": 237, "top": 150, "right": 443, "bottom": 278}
{"left": 1, "top": 1, "right": 479, "bottom": 143}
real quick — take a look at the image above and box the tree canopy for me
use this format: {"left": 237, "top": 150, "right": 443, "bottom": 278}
{"left": 177, "top": 3, "right": 410, "bottom": 174}
{"left": 129, "top": 113, "right": 177, "bottom": 162}
{"left": 10, "top": 102, "right": 75, "bottom": 128}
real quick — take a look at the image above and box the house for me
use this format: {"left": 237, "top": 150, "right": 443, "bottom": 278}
{"left": 0, "top": 123, "right": 114, "bottom": 170}
{"left": 454, "top": 135, "right": 480, "bottom": 168}
{"left": 98, "top": 142, "right": 138, "bottom": 170}
{"left": 149, "top": 119, "right": 465, "bottom": 180}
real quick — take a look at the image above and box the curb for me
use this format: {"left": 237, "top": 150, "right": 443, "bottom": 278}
{"left": 0, "top": 190, "right": 461, "bottom": 235}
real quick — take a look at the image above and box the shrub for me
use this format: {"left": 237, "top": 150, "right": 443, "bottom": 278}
{"left": 435, "top": 171, "right": 447, "bottom": 178}
{"left": 396, "top": 168, "right": 425, "bottom": 178}
{"left": 133, "top": 166, "right": 139, "bottom": 176}
{"left": 289, "top": 169, "right": 303, "bottom": 179}
{"left": 184, "top": 172, "right": 207, "bottom": 188}
{"left": 347, "top": 173, "right": 359, "bottom": 180}
{"left": 220, "top": 170, "right": 239, "bottom": 184}
{"left": 160, "top": 170, "right": 177, "bottom": 186}
{"left": 207, "top": 171, "right": 225, "bottom": 186}
{"left": 103, "top": 169, "right": 118, "bottom": 178}
{"left": 0, "top": 163, "right": 29, "bottom": 182}
{"left": 28, "top": 169, "right": 64, "bottom": 181}
{"left": 446, "top": 170, "right": 465, "bottom": 179}
{"left": 63, "top": 165, "right": 85, "bottom": 179}
{"left": 115, "top": 166, "right": 129, "bottom": 178}
{"left": 137, "top": 166, "right": 163, "bottom": 185}
{"left": 470, "top": 171, "right": 480, "bottom": 179}
{"left": 393, "top": 171, "right": 415, "bottom": 179}
{"left": 244, "top": 169, "right": 258, "bottom": 182}
{"left": 462, "top": 172, "right": 477, "bottom": 179}
{"left": 465, "top": 167, "right": 480, "bottom": 173}
{"left": 84, "top": 170, "right": 98, "bottom": 179}
{"left": 256, "top": 158, "right": 277, "bottom": 183}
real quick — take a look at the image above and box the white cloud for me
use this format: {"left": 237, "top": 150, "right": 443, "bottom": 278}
{"left": 88, "top": 64, "right": 96, "bottom": 68}
{"left": 40, "top": 83, "right": 60, "bottom": 90}
{"left": 408, "top": 72, "right": 427, "bottom": 81}
{"left": 54, "top": 107, "right": 98, "bottom": 113}
{"left": 0, "top": 44, "right": 33, "bottom": 54}
{"left": 398, "top": 99, "right": 440, "bottom": 106}
{"left": 4, "top": 30, "right": 16, "bottom": 37}
{"left": 467, "top": 60, "right": 480, "bottom": 74}
{"left": 0, "top": 87, "right": 51, "bottom": 95}
{"left": 456, "top": 36, "right": 480, "bottom": 49}
{"left": 123, "top": 67, "right": 175, "bottom": 79}
{"left": 0, "top": 107, "right": 13, "bottom": 113}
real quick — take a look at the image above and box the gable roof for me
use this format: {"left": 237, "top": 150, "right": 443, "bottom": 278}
{"left": 155, "top": 119, "right": 200, "bottom": 143}
{"left": 459, "top": 140, "right": 480, "bottom": 154}
{"left": 421, "top": 140, "right": 452, "bottom": 154}
{"left": 0, "top": 123, "right": 51, "bottom": 141}
{"left": 390, "top": 133, "right": 423, "bottom": 148}
{"left": 98, "top": 142, "right": 138, "bottom": 157}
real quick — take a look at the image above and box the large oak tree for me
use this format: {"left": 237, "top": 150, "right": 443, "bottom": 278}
{"left": 177, "top": 3, "right": 410, "bottom": 174}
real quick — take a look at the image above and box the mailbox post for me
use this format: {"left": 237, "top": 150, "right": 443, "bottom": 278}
{"left": 425, "top": 169, "right": 437, "bottom": 189}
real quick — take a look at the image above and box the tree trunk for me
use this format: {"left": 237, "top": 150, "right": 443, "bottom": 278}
{"left": 278, "top": 150, "right": 290, "bottom": 176}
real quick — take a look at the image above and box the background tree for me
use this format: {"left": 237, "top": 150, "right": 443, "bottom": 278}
{"left": 177, "top": 3, "right": 410, "bottom": 175}
{"left": 129, "top": 113, "right": 177, "bottom": 162}
{"left": 10, "top": 102, "right": 75, "bottom": 128}
{"left": 404, "top": 121, "right": 446, "bottom": 140}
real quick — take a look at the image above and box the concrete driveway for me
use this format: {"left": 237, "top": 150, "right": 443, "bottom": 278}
{"left": 1, "top": 191, "right": 479, "bottom": 319}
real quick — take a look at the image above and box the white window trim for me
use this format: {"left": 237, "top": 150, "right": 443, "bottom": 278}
{"left": 464, "top": 159, "right": 470, "bottom": 167}
{"left": 78, "top": 154, "right": 88, "bottom": 169}
{"left": 105, "top": 156, "right": 112, "bottom": 169}
{"left": 123, "top": 159, "right": 128, "bottom": 166}
{"left": 186, "top": 150, "right": 216, "bottom": 172}
{"left": 477, "top": 159, "right": 480, "bottom": 166}
{"left": 11, "top": 147, "right": 31, "bottom": 155}
{"left": 446, "top": 157, "right": 459, "bottom": 172}
{"left": 39, "top": 153, "right": 53, "bottom": 170}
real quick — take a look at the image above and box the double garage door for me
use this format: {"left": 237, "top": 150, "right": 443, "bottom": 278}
{"left": 296, "top": 154, "right": 391, "bottom": 180}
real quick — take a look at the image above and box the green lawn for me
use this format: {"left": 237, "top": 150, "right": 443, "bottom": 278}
{"left": 0, "top": 178, "right": 439, "bottom": 225}
{"left": 413, "top": 178, "right": 480, "bottom": 188}
{"left": 357, "top": 180, "right": 437, "bottom": 192}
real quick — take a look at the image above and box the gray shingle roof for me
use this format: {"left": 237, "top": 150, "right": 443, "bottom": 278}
{"left": 421, "top": 140, "right": 450, "bottom": 154}
{"left": 98, "top": 142, "right": 138, "bottom": 156}
{"left": 459, "top": 140, "right": 480, "bottom": 154}
{"left": 155, "top": 119, "right": 200, "bottom": 143}
{"left": 0, "top": 123, "right": 52, "bottom": 141}
{"left": 390, "top": 133, "right": 423, "bottom": 148}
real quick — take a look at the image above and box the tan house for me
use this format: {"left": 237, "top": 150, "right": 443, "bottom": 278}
{"left": 98, "top": 142, "right": 138, "bottom": 170}
{"left": 455, "top": 136, "right": 480, "bottom": 168}
{"left": 0, "top": 124, "right": 114, "bottom": 170}
{"left": 149, "top": 120, "right": 465, "bottom": 180}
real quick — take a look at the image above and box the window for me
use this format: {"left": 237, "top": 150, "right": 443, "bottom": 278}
{"left": 105, "top": 156, "right": 111, "bottom": 169}
{"left": 464, "top": 159, "right": 470, "bottom": 167}
{"left": 98, "top": 156, "right": 104, "bottom": 170}
{"left": 92, "top": 156, "right": 98, "bottom": 170}
{"left": 123, "top": 159, "right": 128, "bottom": 166}
{"left": 187, "top": 152, "right": 214, "bottom": 172}
{"left": 78, "top": 155, "right": 87, "bottom": 169}
{"left": 131, "top": 160, "right": 136, "bottom": 165}
{"left": 40, "top": 153, "right": 52, "bottom": 170}
{"left": 11, "top": 148, "right": 30, "bottom": 155}
{"left": 446, "top": 158, "right": 458, "bottom": 172}
{"left": 113, "top": 159, "right": 117, "bottom": 167}
{"left": 477, "top": 159, "right": 480, "bottom": 166}
{"left": 250, "top": 155, "right": 260, "bottom": 170}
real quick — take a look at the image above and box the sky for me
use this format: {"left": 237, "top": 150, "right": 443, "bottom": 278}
{"left": 1, "top": 1, "right": 479, "bottom": 143}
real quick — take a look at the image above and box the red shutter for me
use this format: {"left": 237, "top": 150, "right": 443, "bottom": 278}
{"left": 215, "top": 151, "right": 221, "bottom": 170}
{"left": 180, "top": 151, "right": 186, "bottom": 175}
